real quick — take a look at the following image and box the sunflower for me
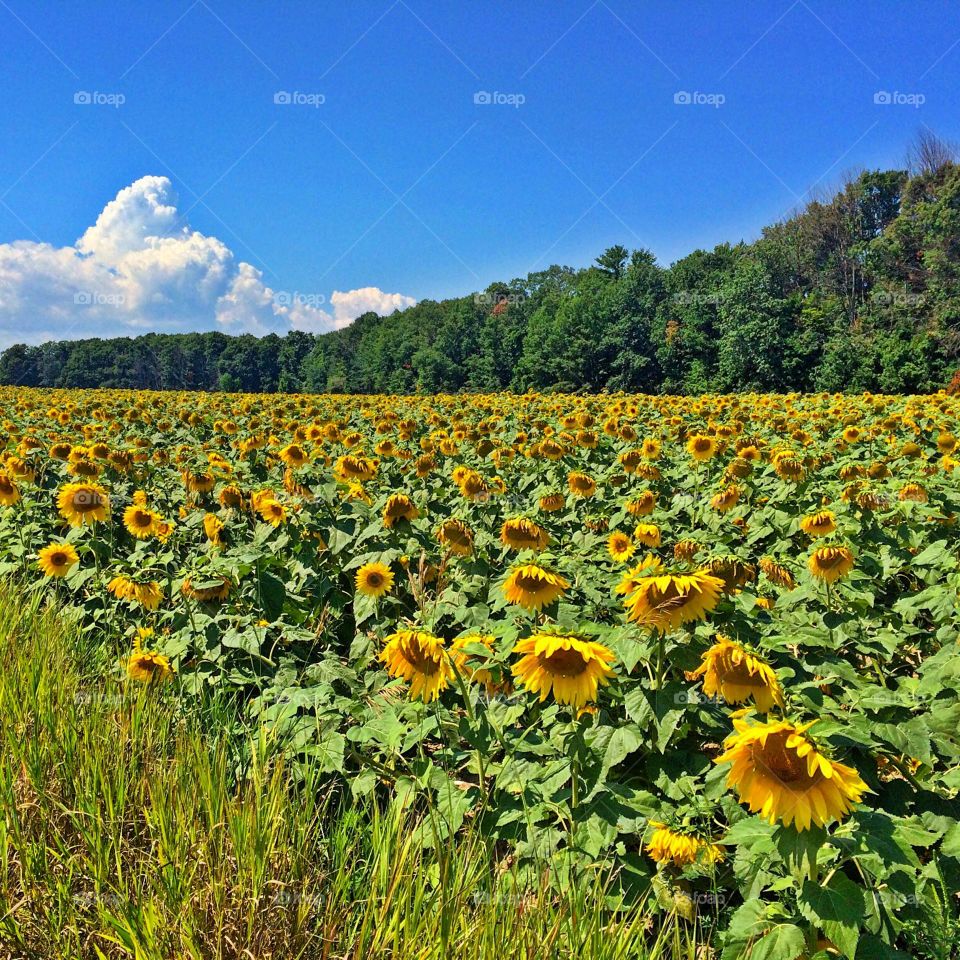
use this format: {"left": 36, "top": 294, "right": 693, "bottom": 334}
{"left": 437, "top": 518, "right": 474, "bottom": 556}
{"left": 623, "top": 569, "right": 724, "bottom": 633}
{"left": 539, "top": 492, "right": 566, "bottom": 512}
{"left": 37, "top": 542, "right": 79, "bottom": 578}
{"left": 626, "top": 491, "right": 656, "bottom": 516}
{"left": 686, "top": 636, "right": 783, "bottom": 712}
{"left": 808, "top": 545, "right": 855, "bottom": 583}
{"left": 567, "top": 472, "right": 597, "bottom": 497}
{"left": 715, "top": 718, "right": 869, "bottom": 831}
{"left": 383, "top": 493, "right": 419, "bottom": 529}
{"left": 279, "top": 443, "right": 310, "bottom": 468}
{"left": 135, "top": 581, "right": 164, "bottom": 611}
{"left": 710, "top": 484, "right": 740, "bottom": 512}
{"left": 500, "top": 517, "right": 549, "bottom": 551}
{"left": 380, "top": 629, "right": 452, "bottom": 702}
{"left": 123, "top": 504, "right": 159, "bottom": 539}
{"left": 800, "top": 510, "right": 836, "bottom": 537}
{"left": 633, "top": 523, "right": 661, "bottom": 548}
{"left": 511, "top": 632, "right": 615, "bottom": 708}
{"left": 256, "top": 498, "right": 287, "bottom": 527}
{"left": 0, "top": 473, "right": 20, "bottom": 506}
{"left": 127, "top": 649, "right": 173, "bottom": 684}
{"left": 203, "top": 512, "right": 224, "bottom": 545}
{"left": 607, "top": 531, "right": 636, "bottom": 563}
{"left": 355, "top": 561, "right": 394, "bottom": 598}
{"left": 450, "top": 633, "right": 500, "bottom": 690}
{"left": 645, "top": 822, "right": 724, "bottom": 867}
{"left": 57, "top": 481, "right": 110, "bottom": 526}
{"left": 759, "top": 556, "right": 795, "bottom": 589}
{"left": 502, "top": 564, "right": 569, "bottom": 611}
{"left": 181, "top": 576, "right": 231, "bottom": 602}
{"left": 334, "top": 454, "right": 377, "bottom": 482}
{"left": 687, "top": 434, "right": 717, "bottom": 461}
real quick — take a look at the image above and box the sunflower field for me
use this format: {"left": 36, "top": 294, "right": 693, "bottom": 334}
{"left": 2, "top": 386, "right": 960, "bottom": 959}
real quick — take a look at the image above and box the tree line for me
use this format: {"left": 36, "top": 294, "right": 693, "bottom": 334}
{"left": 3, "top": 146, "right": 959, "bottom": 395}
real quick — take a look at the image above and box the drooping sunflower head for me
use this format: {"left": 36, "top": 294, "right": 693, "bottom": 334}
{"left": 800, "top": 509, "right": 836, "bottom": 537}
{"left": 759, "top": 556, "right": 796, "bottom": 589}
{"left": 715, "top": 718, "right": 869, "bottom": 831}
{"left": 450, "top": 634, "right": 502, "bottom": 691}
{"left": 256, "top": 498, "right": 287, "bottom": 527}
{"left": 623, "top": 569, "right": 724, "bottom": 633}
{"left": 437, "top": 518, "right": 474, "bottom": 556}
{"left": 511, "top": 631, "right": 615, "bottom": 708}
{"left": 626, "top": 490, "right": 656, "bottom": 516}
{"left": 502, "top": 563, "right": 569, "bottom": 611}
{"left": 280, "top": 443, "right": 310, "bottom": 468}
{"left": 127, "top": 649, "right": 173, "bottom": 685}
{"left": 701, "top": 555, "right": 756, "bottom": 594}
{"left": 500, "top": 517, "right": 550, "bottom": 552}
{"left": 898, "top": 482, "right": 928, "bottom": 503}
{"left": 380, "top": 629, "right": 452, "bottom": 702}
{"left": 383, "top": 493, "right": 419, "bottom": 529}
{"left": 37, "top": 542, "right": 79, "bottom": 578}
{"left": 686, "top": 636, "right": 783, "bottom": 712}
{"left": 633, "top": 523, "right": 661, "bottom": 548}
{"left": 808, "top": 545, "right": 855, "bottom": 583}
{"left": 57, "top": 482, "right": 110, "bottom": 527}
{"left": 355, "top": 561, "right": 395, "bottom": 599}
{"left": 539, "top": 492, "right": 566, "bottom": 512}
{"left": 644, "top": 821, "right": 724, "bottom": 868}
{"left": 0, "top": 473, "right": 20, "bottom": 506}
{"left": 710, "top": 484, "right": 741, "bottom": 512}
{"left": 567, "top": 471, "right": 597, "bottom": 498}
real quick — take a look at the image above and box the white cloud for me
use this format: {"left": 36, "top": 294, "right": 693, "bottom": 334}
{"left": 0, "top": 175, "right": 416, "bottom": 347}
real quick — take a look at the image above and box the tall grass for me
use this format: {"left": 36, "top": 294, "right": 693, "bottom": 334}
{"left": 0, "top": 587, "right": 702, "bottom": 959}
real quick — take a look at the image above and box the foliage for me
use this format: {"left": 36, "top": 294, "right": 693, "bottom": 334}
{"left": 0, "top": 387, "right": 959, "bottom": 957}
{"left": 4, "top": 164, "right": 960, "bottom": 394}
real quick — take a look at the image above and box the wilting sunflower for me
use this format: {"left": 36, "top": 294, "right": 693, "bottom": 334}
{"left": 437, "top": 518, "right": 474, "bottom": 556}
{"left": 355, "top": 561, "right": 394, "bottom": 599}
{"left": 759, "top": 556, "right": 795, "bottom": 589}
{"left": 37, "top": 542, "right": 79, "bottom": 578}
{"left": 127, "top": 648, "right": 173, "bottom": 684}
{"left": 0, "top": 473, "right": 20, "bottom": 507}
{"left": 623, "top": 569, "right": 724, "bottom": 633}
{"left": 607, "top": 531, "right": 636, "bottom": 563}
{"left": 500, "top": 517, "right": 549, "bottom": 551}
{"left": 626, "top": 491, "right": 656, "bottom": 516}
{"left": 808, "top": 545, "right": 855, "bottom": 583}
{"left": 539, "top": 492, "right": 566, "bottom": 512}
{"left": 567, "top": 471, "right": 597, "bottom": 498}
{"left": 686, "top": 636, "right": 783, "bottom": 712}
{"left": 57, "top": 481, "right": 110, "bottom": 527}
{"left": 123, "top": 504, "right": 159, "bottom": 539}
{"left": 450, "top": 633, "right": 500, "bottom": 690}
{"left": 511, "top": 632, "right": 615, "bottom": 708}
{"left": 203, "top": 512, "right": 224, "bottom": 545}
{"left": 633, "top": 523, "right": 661, "bottom": 548}
{"left": 715, "top": 718, "right": 869, "bottom": 831}
{"left": 645, "top": 822, "right": 724, "bottom": 867}
{"left": 800, "top": 509, "right": 836, "bottom": 537}
{"left": 380, "top": 629, "right": 452, "bottom": 702}
{"left": 710, "top": 484, "right": 741, "bottom": 512}
{"left": 181, "top": 576, "right": 231, "bottom": 602}
{"left": 383, "top": 493, "right": 418, "bottom": 529}
{"left": 279, "top": 443, "right": 310, "bottom": 468}
{"left": 502, "top": 564, "right": 569, "bottom": 611}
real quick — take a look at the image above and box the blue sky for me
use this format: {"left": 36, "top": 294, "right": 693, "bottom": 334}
{"left": 1, "top": 1, "right": 959, "bottom": 344}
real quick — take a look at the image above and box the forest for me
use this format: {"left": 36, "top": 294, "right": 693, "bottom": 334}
{"left": 3, "top": 142, "right": 959, "bottom": 396}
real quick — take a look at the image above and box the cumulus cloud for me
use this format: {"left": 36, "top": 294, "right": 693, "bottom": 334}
{"left": 0, "top": 175, "right": 416, "bottom": 347}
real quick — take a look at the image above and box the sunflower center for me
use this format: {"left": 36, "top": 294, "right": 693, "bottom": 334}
{"left": 403, "top": 640, "right": 441, "bottom": 676}
{"left": 49, "top": 551, "right": 69, "bottom": 567}
{"left": 365, "top": 572, "right": 384, "bottom": 588}
{"left": 541, "top": 647, "right": 589, "bottom": 677}
{"left": 752, "top": 733, "right": 819, "bottom": 786}
{"left": 72, "top": 491, "right": 102, "bottom": 513}
{"left": 515, "top": 573, "right": 550, "bottom": 593}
